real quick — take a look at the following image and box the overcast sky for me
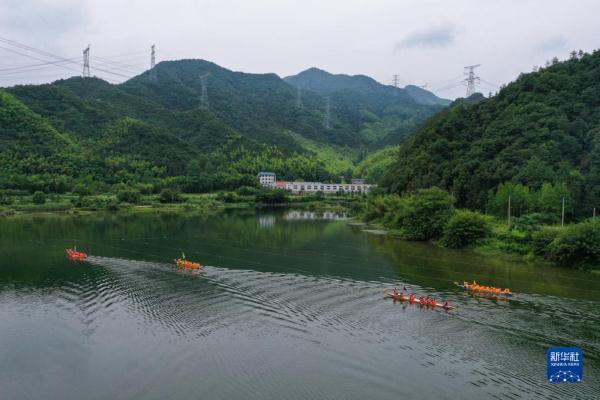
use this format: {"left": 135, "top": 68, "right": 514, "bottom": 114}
{"left": 1, "top": 0, "right": 599, "bottom": 98}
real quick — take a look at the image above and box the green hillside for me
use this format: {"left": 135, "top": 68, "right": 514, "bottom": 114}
{"left": 285, "top": 67, "right": 448, "bottom": 146}
{"left": 384, "top": 50, "right": 600, "bottom": 215}
{"left": 0, "top": 58, "right": 445, "bottom": 194}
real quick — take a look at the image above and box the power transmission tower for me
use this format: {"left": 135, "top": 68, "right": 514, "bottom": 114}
{"left": 82, "top": 45, "right": 90, "bottom": 78}
{"left": 392, "top": 74, "right": 400, "bottom": 87}
{"left": 150, "top": 44, "right": 157, "bottom": 81}
{"left": 151, "top": 44, "right": 156, "bottom": 68}
{"left": 324, "top": 96, "right": 331, "bottom": 129}
{"left": 463, "top": 64, "right": 480, "bottom": 96}
{"left": 199, "top": 73, "right": 209, "bottom": 109}
{"left": 296, "top": 86, "right": 303, "bottom": 108}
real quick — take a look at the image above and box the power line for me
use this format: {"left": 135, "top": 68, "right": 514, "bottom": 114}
{"left": 92, "top": 57, "right": 145, "bottom": 74}
{"left": 0, "top": 36, "right": 140, "bottom": 82}
{"left": 0, "top": 57, "right": 80, "bottom": 73}
{"left": 480, "top": 78, "right": 499, "bottom": 88}
{"left": 0, "top": 45, "right": 82, "bottom": 75}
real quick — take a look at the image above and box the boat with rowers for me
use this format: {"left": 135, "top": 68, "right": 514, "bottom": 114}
{"left": 454, "top": 281, "right": 513, "bottom": 297}
{"left": 384, "top": 290, "right": 454, "bottom": 309}
{"left": 175, "top": 253, "right": 203, "bottom": 270}
{"left": 66, "top": 247, "right": 87, "bottom": 261}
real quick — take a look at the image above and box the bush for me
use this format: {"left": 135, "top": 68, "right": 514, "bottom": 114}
{"left": 216, "top": 192, "right": 240, "bottom": 203}
{"left": 117, "top": 189, "right": 141, "bottom": 204}
{"left": 256, "top": 189, "right": 288, "bottom": 204}
{"left": 235, "top": 186, "right": 259, "bottom": 196}
{"left": 545, "top": 221, "right": 600, "bottom": 268}
{"left": 72, "top": 184, "right": 92, "bottom": 196}
{"left": 32, "top": 191, "right": 46, "bottom": 204}
{"left": 531, "top": 226, "right": 560, "bottom": 255}
{"left": 362, "top": 188, "right": 455, "bottom": 240}
{"left": 0, "top": 192, "right": 13, "bottom": 205}
{"left": 512, "top": 213, "right": 545, "bottom": 237}
{"left": 159, "top": 188, "right": 183, "bottom": 203}
{"left": 400, "top": 188, "right": 455, "bottom": 240}
{"left": 441, "top": 210, "right": 491, "bottom": 248}
{"left": 135, "top": 183, "right": 154, "bottom": 195}
{"left": 106, "top": 198, "right": 120, "bottom": 211}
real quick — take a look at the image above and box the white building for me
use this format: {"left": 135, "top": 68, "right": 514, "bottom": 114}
{"left": 284, "top": 181, "right": 373, "bottom": 194}
{"left": 257, "top": 173, "right": 374, "bottom": 194}
{"left": 257, "top": 172, "right": 276, "bottom": 186}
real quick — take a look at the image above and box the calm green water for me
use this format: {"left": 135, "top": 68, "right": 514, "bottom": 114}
{"left": 1, "top": 209, "right": 599, "bottom": 399}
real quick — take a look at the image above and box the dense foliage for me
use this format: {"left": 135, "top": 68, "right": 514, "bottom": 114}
{"left": 364, "top": 187, "right": 455, "bottom": 240}
{"left": 441, "top": 210, "right": 491, "bottom": 248}
{"left": 385, "top": 50, "right": 600, "bottom": 217}
{"left": 487, "top": 181, "right": 574, "bottom": 223}
{"left": 543, "top": 221, "right": 600, "bottom": 268}
{"left": 1, "top": 59, "right": 445, "bottom": 194}
{"left": 284, "top": 67, "right": 446, "bottom": 146}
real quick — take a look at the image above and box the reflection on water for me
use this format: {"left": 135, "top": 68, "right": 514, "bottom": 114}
{"left": 283, "top": 210, "right": 348, "bottom": 220}
{"left": 0, "top": 210, "right": 599, "bottom": 400}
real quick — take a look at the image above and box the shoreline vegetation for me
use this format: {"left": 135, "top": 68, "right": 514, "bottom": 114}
{"left": 2, "top": 185, "right": 599, "bottom": 271}
{"left": 0, "top": 187, "right": 362, "bottom": 218}
{"left": 357, "top": 187, "right": 600, "bottom": 271}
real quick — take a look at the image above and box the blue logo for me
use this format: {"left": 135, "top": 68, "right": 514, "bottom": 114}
{"left": 547, "top": 347, "right": 582, "bottom": 383}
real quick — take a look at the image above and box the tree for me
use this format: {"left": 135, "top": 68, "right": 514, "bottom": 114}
{"left": 256, "top": 189, "right": 288, "bottom": 204}
{"left": 487, "top": 182, "right": 532, "bottom": 217}
{"left": 32, "top": 191, "right": 46, "bottom": 204}
{"left": 117, "top": 189, "right": 141, "bottom": 204}
{"left": 159, "top": 188, "right": 183, "bottom": 203}
{"left": 546, "top": 221, "right": 600, "bottom": 268}
{"left": 441, "top": 210, "right": 491, "bottom": 248}
{"left": 537, "top": 183, "right": 572, "bottom": 222}
{"left": 400, "top": 188, "right": 455, "bottom": 240}
{"left": 516, "top": 157, "right": 553, "bottom": 190}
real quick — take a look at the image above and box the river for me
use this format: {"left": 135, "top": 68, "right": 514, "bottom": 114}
{"left": 0, "top": 210, "right": 599, "bottom": 399}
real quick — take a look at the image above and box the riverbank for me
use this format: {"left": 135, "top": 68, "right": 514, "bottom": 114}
{"left": 353, "top": 219, "right": 552, "bottom": 266}
{"left": 0, "top": 191, "right": 364, "bottom": 218}
{"left": 358, "top": 189, "right": 600, "bottom": 271}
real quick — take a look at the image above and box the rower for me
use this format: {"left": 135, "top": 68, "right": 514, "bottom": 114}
{"left": 393, "top": 287, "right": 399, "bottom": 296}
{"left": 443, "top": 301, "right": 450, "bottom": 309}
{"left": 409, "top": 294, "right": 416, "bottom": 302}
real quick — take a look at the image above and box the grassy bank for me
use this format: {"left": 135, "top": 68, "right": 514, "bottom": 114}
{"left": 359, "top": 188, "right": 600, "bottom": 271}
{"left": 0, "top": 190, "right": 364, "bottom": 218}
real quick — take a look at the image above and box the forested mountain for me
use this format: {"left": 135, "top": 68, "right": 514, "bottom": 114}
{"left": 0, "top": 59, "right": 445, "bottom": 193}
{"left": 384, "top": 50, "right": 600, "bottom": 215}
{"left": 284, "top": 67, "right": 447, "bottom": 146}
{"left": 403, "top": 85, "right": 452, "bottom": 106}
{"left": 284, "top": 67, "right": 449, "bottom": 106}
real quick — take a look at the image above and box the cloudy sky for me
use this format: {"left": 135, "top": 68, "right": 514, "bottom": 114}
{"left": 1, "top": 0, "right": 598, "bottom": 98}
